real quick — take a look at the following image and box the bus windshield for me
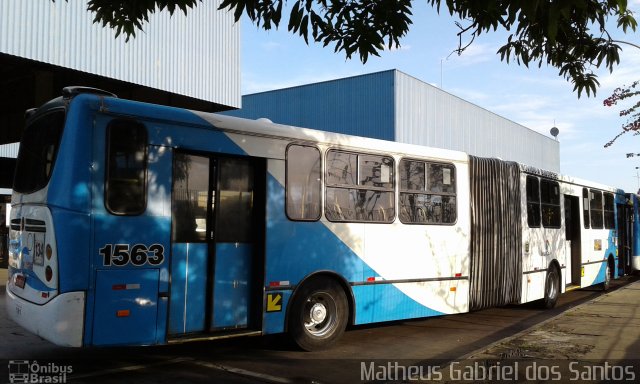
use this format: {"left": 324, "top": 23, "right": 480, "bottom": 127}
{"left": 13, "top": 110, "right": 65, "bottom": 193}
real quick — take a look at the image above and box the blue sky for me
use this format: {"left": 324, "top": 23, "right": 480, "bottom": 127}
{"left": 240, "top": 1, "right": 640, "bottom": 193}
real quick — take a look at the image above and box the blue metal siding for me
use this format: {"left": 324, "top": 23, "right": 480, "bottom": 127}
{"left": 224, "top": 71, "right": 396, "bottom": 141}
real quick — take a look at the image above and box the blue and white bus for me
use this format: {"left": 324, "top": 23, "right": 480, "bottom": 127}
{"left": 5, "top": 87, "right": 628, "bottom": 350}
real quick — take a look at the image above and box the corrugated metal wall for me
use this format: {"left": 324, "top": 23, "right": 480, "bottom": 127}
{"left": 222, "top": 71, "right": 396, "bottom": 140}
{"left": 0, "top": 0, "right": 240, "bottom": 108}
{"left": 225, "top": 69, "right": 559, "bottom": 172}
{"left": 0, "top": 143, "right": 18, "bottom": 158}
{"left": 394, "top": 71, "right": 560, "bottom": 172}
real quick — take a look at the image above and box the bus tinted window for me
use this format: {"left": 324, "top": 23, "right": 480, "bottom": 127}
{"left": 325, "top": 150, "right": 394, "bottom": 223}
{"left": 583, "top": 188, "right": 590, "bottom": 228}
{"left": 105, "top": 120, "right": 148, "bottom": 215}
{"left": 399, "top": 160, "right": 456, "bottom": 225}
{"left": 216, "top": 157, "right": 254, "bottom": 243}
{"left": 172, "top": 153, "right": 209, "bottom": 242}
{"left": 590, "top": 190, "right": 603, "bottom": 229}
{"left": 286, "top": 145, "right": 321, "bottom": 221}
{"left": 14, "top": 110, "right": 65, "bottom": 193}
{"left": 326, "top": 151, "right": 357, "bottom": 185}
{"left": 526, "top": 176, "right": 541, "bottom": 228}
{"left": 603, "top": 192, "right": 615, "bottom": 229}
{"left": 540, "top": 179, "right": 560, "bottom": 228}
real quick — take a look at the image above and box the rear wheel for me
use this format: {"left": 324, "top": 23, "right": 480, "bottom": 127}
{"left": 602, "top": 261, "right": 612, "bottom": 291}
{"left": 542, "top": 265, "right": 560, "bottom": 309}
{"left": 289, "top": 277, "right": 348, "bottom": 351}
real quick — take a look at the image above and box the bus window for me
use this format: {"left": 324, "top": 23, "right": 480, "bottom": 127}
{"left": 526, "top": 176, "right": 541, "bottom": 228}
{"left": 13, "top": 110, "right": 65, "bottom": 194}
{"left": 603, "top": 192, "right": 615, "bottom": 229}
{"left": 590, "top": 190, "right": 604, "bottom": 229}
{"left": 172, "top": 153, "right": 209, "bottom": 242}
{"left": 540, "top": 179, "right": 560, "bottom": 228}
{"left": 583, "top": 188, "right": 590, "bottom": 229}
{"left": 286, "top": 145, "right": 321, "bottom": 221}
{"left": 105, "top": 120, "right": 148, "bottom": 215}
{"left": 216, "top": 157, "right": 254, "bottom": 243}
{"left": 325, "top": 150, "right": 394, "bottom": 223}
{"left": 399, "top": 160, "right": 456, "bottom": 224}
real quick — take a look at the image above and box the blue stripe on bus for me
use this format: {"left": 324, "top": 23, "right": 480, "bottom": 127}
{"left": 263, "top": 173, "right": 444, "bottom": 334}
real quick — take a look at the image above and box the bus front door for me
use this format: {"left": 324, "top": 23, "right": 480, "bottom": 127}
{"left": 169, "top": 153, "right": 262, "bottom": 337}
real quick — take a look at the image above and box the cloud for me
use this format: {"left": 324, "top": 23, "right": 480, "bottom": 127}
{"left": 261, "top": 41, "right": 284, "bottom": 51}
{"left": 384, "top": 44, "right": 412, "bottom": 52}
{"left": 444, "top": 43, "right": 495, "bottom": 68}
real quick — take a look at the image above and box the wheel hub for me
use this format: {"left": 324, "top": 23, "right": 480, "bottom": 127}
{"left": 309, "top": 303, "right": 327, "bottom": 324}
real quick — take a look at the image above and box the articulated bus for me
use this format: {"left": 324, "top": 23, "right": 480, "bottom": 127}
{"left": 5, "top": 87, "right": 631, "bottom": 350}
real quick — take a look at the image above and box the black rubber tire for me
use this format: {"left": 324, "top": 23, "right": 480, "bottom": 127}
{"left": 289, "top": 277, "right": 348, "bottom": 351}
{"left": 602, "top": 261, "right": 612, "bottom": 291}
{"left": 542, "top": 265, "right": 560, "bottom": 309}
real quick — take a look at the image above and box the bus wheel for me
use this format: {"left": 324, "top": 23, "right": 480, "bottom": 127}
{"left": 542, "top": 265, "right": 560, "bottom": 309}
{"left": 289, "top": 277, "right": 348, "bottom": 351}
{"left": 602, "top": 261, "right": 612, "bottom": 291}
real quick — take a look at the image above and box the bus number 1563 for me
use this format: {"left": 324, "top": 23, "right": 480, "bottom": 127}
{"left": 99, "top": 244, "right": 165, "bottom": 267}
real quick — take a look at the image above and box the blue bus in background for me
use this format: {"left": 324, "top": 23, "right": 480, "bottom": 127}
{"left": 5, "top": 87, "right": 633, "bottom": 351}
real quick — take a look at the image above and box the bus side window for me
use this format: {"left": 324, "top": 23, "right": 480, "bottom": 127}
{"left": 325, "top": 150, "right": 395, "bottom": 223}
{"left": 583, "top": 188, "right": 590, "bottom": 229}
{"left": 399, "top": 159, "right": 456, "bottom": 225}
{"left": 603, "top": 193, "right": 615, "bottom": 229}
{"left": 286, "top": 144, "right": 321, "bottom": 221}
{"left": 526, "top": 176, "right": 541, "bottom": 228}
{"left": 105, "top": 119, "right": 148, "bottom": 215}
{"left": 540, "top": 179, "right": 560, "bottom": 228}
{"left": 590, "top": 189, "right": 604, "bottom": 229}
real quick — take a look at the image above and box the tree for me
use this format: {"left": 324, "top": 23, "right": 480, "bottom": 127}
{"left": 603, "top": 80, "right": 640, "bottom": 148}
{"left": 73, "top": 0, "right": 637, "bottom": 97}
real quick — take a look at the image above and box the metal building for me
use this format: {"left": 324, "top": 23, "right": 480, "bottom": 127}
{"left": 0, "top": 0, "right": 240, "bottom": 145}
{"left": 223, "top": 69, "right": 560, "bottom": 172}
{"left": 0, "top": 0, "right": 240, "bottom": 255}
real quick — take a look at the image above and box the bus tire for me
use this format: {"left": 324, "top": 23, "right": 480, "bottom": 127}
{"left": 602, "top": 260, "right": 612, "bottom": 291}
{"left": 542, "top": 265, "right": 560, "bottom": 309}
{"left": 289, "top": 277, "right": 348, "bottom": 351}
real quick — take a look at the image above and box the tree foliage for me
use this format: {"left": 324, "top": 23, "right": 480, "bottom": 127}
{"left": 69, "top": 0, "right": 637, "bottom": 97}
{"left": 603, "top": 80, "right": 640, "bottom": 148}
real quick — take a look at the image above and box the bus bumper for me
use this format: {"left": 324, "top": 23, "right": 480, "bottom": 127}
{"left": 5, "top": 286, "right": 85, "bottom": 347}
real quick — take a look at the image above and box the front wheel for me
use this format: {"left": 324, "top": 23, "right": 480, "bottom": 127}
{"left": 542, "top": 266, "right": 560, "bottom": 309}
{"left": 289, "top": 277, "right": 348, "bottom": 351}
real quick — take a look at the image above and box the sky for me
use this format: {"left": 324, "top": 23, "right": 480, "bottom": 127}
{"left": 239, "top": 1, "right": 640, "bottom": 193}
